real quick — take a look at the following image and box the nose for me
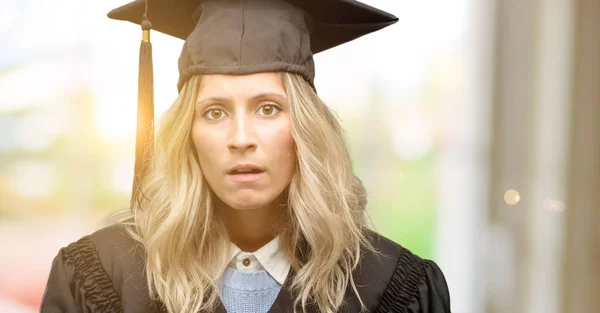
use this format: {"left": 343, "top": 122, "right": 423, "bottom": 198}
{"left": 227, "top": 113, "right": 257, "bottom": 152}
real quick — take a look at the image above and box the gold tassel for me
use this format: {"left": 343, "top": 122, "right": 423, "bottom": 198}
{"left": 131, "top": 17, "right": 154, "bottom": 209}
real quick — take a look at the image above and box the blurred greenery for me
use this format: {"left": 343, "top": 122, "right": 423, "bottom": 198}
{"left": 375, "top": 152, "right": 437, "bottom": 259}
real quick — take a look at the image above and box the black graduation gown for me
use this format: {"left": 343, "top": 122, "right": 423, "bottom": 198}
{"left": 40, "top": 224, "right": 451, "bottom": 313}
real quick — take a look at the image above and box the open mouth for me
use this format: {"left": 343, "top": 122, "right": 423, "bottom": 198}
{"left": 229, "top": 169, "right": 264, "bottom": 175}
{"left": 227, "top": 169, "right": 265, "bottom": 183}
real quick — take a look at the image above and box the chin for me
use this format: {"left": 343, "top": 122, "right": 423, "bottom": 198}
{"left": 229, "top": 204, "right": 260, "bottom": 211}
{"left": 223, "top": 193, "right": 272, "bottom": 211}
{"left": 226, "top": 200, "right": 266, "bottom": 211}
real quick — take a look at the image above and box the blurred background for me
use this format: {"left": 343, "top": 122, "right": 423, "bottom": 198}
{"left": 1, "top": 0, "right": 598, "bottom": 312}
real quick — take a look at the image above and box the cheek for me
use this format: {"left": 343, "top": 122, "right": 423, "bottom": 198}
{"left": 269, "top": 126, "right": 296, "bottom": 173}
{"left": 191, "top": 124, "right": 218, "bottom": 171}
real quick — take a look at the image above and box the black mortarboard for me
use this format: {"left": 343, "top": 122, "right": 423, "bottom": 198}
{"left": 106, "top": 0, "right": 398, "bottom": 204}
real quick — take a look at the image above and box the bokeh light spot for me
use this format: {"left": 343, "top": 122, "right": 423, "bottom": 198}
{"left": 504, "top": 189, "right": 521, "bottom": 205}
{"left": 544, "top": 198, "right": 565, "bottom": 212}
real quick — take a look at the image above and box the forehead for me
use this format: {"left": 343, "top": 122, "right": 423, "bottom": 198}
{"left": 197, "top": 72, "right": 287, "bottom": 99}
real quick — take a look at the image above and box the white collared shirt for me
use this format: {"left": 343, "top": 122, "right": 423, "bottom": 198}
{"left": 227, "top": 235, "right": 291, "bottom": 285}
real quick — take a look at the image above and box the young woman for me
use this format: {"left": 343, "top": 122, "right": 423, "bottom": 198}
{"left": 41, "top": 1, "right": 451, "bottom": 313}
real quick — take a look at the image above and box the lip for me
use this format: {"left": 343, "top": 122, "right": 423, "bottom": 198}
{"left": 227, "top": 171, "right": 265, "bottom": 183}
{"left": 226, "top": 163, "right": 265, "bottom": 174}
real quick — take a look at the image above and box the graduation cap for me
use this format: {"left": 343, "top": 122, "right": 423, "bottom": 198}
{"left": 106, "top": 0, "right": 398, "bottom": 205}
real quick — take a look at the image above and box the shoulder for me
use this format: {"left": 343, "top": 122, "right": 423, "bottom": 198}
{"left": 41, "top": 223, "right": 157, "bottom": 313}
{"left": 41, "top": 224, "right": 136, "bottom": 312}
{"left": 62, "top": 223, "right": 146, "bottom": 295}
{"left": 360, "top": 228, "right": 428, "bottom": 281}
{"left": 356, "top": 228, "right": 451, "bottom": 313}
{"left": 65, "top": 223, "right": 142, "bottom": 268}
{"left": 88, "top": 222, "right": 145, "bottom": 274}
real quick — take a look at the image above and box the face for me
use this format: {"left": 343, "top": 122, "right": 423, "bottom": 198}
{"left": 191, "top": 72, "right": 296, "bottom": 211}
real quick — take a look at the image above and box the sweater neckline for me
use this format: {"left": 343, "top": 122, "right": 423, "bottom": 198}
{"left": 220, "top": 267, "right": 281, "bottom": 291}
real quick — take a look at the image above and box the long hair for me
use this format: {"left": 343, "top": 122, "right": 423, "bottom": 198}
{"left": 109, "top": 72, "right": 381, "bottom": 313}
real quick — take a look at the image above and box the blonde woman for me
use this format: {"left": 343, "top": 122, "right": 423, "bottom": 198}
{"left": 41, "top": 1, "right": 451, "bottom": 313}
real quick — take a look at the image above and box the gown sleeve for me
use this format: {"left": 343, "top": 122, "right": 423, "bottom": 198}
{"left": 409, "top": 260, "right": 451, "bottom": 313}
{"left": 376, "top": 249, "right": 451, "bottom": 313}
{"left": 39, "top": 236, "right": 123, "bottom": 313}
{"left": 40, "top": 248, "right": 82, "bottom": 313}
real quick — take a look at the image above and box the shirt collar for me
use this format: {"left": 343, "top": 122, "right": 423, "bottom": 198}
{"left": 227, "top": 235, "right": 291, "bottom": 285}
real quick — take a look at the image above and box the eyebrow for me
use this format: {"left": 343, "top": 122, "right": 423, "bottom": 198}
{"left": 196, "top": 93, "right": 288, "bottom": 108}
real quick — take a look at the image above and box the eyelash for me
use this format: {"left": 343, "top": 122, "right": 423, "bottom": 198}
{"left": 202, "top": 103, "right": 283, "bottom": 121}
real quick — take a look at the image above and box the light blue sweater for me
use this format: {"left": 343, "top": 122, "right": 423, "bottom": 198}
{"left": 219, "top": 267, "right": 282, "bottom": 313}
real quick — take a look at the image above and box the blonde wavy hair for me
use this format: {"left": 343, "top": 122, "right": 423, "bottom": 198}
{"left": 109, "top": 72, "right": 381, "bottom": 313}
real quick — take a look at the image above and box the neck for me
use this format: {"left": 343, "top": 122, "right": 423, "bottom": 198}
{"left": 222, "top": 196, "right": 286, "bottom": 252}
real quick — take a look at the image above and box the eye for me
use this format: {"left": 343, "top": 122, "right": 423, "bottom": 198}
{"left": 257, "top": 103, "right": 282, "bottom": 116}
{"left": 202, "top": 108, "right": 227, "bottom": 120}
